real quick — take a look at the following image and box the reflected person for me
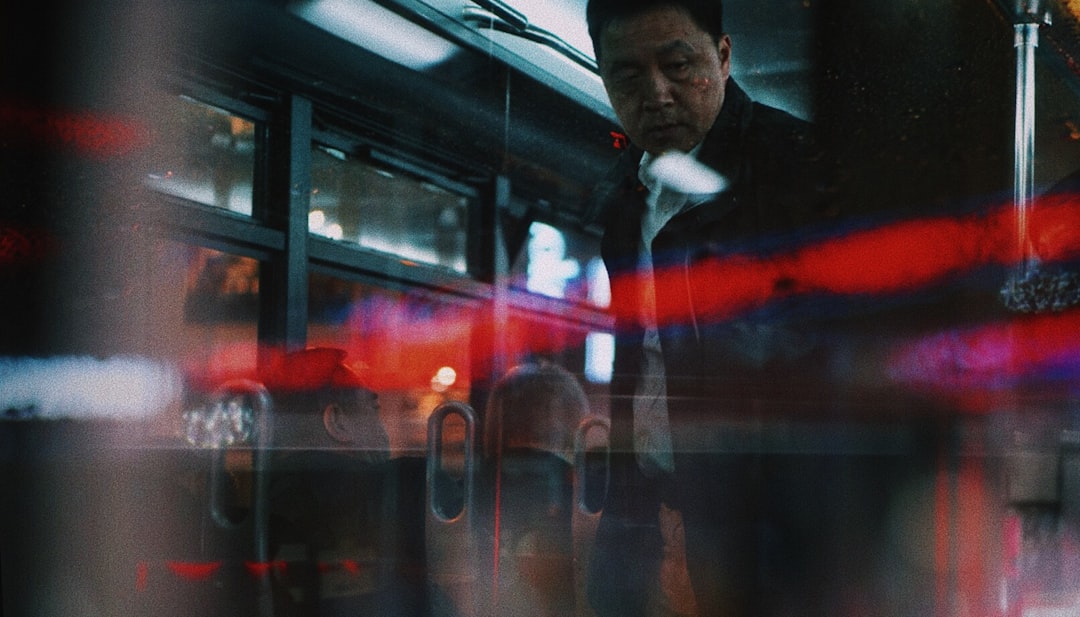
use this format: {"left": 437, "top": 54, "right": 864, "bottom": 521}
{"left": 481, "top": 360, "right": 591, "bottom": 617}
{"left": 264, "top": 347, "right": 431, "bottom": 617}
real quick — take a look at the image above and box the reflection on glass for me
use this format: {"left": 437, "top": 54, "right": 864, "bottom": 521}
{"left": 144, "top": 95, "right": 257, "bottom": 215}
{"left": 183, "top": 248, "right": 260, "bottom": 324}
{"left": 310, "top": 145, "right": 469, "bottom": 273}
{"left": 510, "top": 221, "right": 609, "bottom": 307}
{"left": 176, "top": 247, "right": 261, "bottom": 401}
{"left": 584, "top": 331, "right": 614, "bottom": 384}
{"left": 525, "top": 222, "right": 581, "bottom": 298}
{"left": 134, "top": 241, "right": 260, "bottom": 440}
{"left": 307, "top": 272, "right": 473, "bottom": 453}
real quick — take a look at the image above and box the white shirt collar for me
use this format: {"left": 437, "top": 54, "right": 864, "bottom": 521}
{"left": 637, "top": 143, "right": 705, "bottom": 195}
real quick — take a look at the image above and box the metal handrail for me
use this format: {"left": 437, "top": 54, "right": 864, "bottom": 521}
{"left": 205, "top": 378, "right": 275, "bottom": 617}
{"left": 573, "top": 415, "right": 610, "bottom": 515}
{"left": 462, "top": 5, "right": 598, "bottom": 74}
{"left": 425, "top": 401, "right": 479, "bottom": 616}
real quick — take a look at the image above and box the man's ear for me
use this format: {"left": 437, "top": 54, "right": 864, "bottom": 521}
{"left": 322, "top": 403, "right": 352, "bottom": 443}
{"left": 717, "top": 34, "right": 732, "bottom": 79}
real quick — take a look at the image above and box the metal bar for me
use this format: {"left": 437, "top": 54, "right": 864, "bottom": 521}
{"left": 572, "top": 416, "right": 608, "bottom": 617}
{"left": 260, "top": 94, "right": 313, "bottom": 350}
{"left": 462, "top": 6, "right": 599, "bottom": 74}
{"left": 426, "top": 401, "right": 479, "bottom": 616}
{"left": 1014, "top": 20, "right": 1039, "bottom": 276}
{"left": 468, "top": 0, "right": 528, "bottom": 32}
{"left": 204, "top": 379, "right": 275, "bottom": 617}
{"left": 573, "top": 416, "right": 610, "bottom": 516}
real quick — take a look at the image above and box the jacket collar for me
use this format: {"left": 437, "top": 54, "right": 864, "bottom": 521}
{"left": 590, "top": 77, "right": 752, "bottom": 226}
{"left": 697, "top": 78, "right": 753, "bottom": 183}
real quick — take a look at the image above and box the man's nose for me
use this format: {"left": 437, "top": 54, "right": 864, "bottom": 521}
{"left": 642, "top": 69, "right": 675, "bottom": 110}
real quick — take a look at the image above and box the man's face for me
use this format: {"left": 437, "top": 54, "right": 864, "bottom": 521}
{"left": 597, "top": 6, "right": 730, "bottom": 155}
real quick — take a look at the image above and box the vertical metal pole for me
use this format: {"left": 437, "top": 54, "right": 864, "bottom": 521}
{"left": 260, "top": 94, "right": 312, "bottom": 352}
{"left": 205, "top": 379, "right": 275, "bottom": 617}
{"left": 1001, "top": 3, "right": 1059, "bottom": 312}
{"left": 491, "top": 175, "right": 512, "bottom": 379}
{"left": 1013, "top": 19, "right": 1039, "bottom": 278}
{"left": 1000, "top": 3, "right": 1080, "bottom": 312}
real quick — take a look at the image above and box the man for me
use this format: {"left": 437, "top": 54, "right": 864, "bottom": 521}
{"left": 585, "top": 1, "right": 838, "bottom": 616}
{"left": 264, "top": 347, "right": 434, "bottom": 617}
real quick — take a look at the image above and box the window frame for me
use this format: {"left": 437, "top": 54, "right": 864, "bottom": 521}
{"left": 142, "top": 68, "right": 614, "bottom": 403}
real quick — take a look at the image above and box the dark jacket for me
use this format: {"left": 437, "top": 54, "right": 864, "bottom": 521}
{"left": 596, "top": 78, "right": 837, "bottom": 466}
{"left": 587, "top": 77, "right": 839, "bottom": 617}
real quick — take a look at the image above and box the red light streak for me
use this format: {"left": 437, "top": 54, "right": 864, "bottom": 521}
{"left": 314, "top": 559, "right": 364, "bottom": 574}
{"left": 193, "top": 304, "right": 589, "bottom": 393}
{"left": 139, "top": 559, "right": 294, "bottom": 589}
{"left": 931, "top": 453, "right": 999, "bottom": 617}
{"left": 135, "top": 561, "right": 149, "bottom": 591}
{"left": 165, "top": 560, "right": 222, "bottom": 581}
{"left": 639, "top": 193, "right": 1080, "bottom": 327}
{"left": 0, "top": 103, "right": 151, "bottom": 158}
{"left": 188, "top": 194, "right": 1080, "bottom": 401}
{"left": 886, "top": 310, "right": 1080, "bottom": 400}
{"left": 244, "top": 560, "right": 287, "bottom": 577}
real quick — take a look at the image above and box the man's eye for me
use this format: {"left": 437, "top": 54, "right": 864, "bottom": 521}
{"left": 665, "top": 61, "right": 691, "bottom": 77}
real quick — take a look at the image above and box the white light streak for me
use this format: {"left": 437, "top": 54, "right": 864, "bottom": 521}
{"left": 647, "top": 151, "right": 728, "bottom": 196}
{"left": 0, "top": 356, "right": 182, "bottom": 420}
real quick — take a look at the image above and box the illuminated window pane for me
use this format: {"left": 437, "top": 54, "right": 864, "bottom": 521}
{"left": 310, "top": 145, "right": 469, "bottom": 273}
{"left": 144, "top": 95, "right": 257, "bottom": 215}
{"left": 510, "top": 221, "right": 609, "bottom": 307}
{"left": 523, "top": 222, "right": 581, "bottom": 298}
{"left": 584, "top": 331, "right": 614, "bottom": 384}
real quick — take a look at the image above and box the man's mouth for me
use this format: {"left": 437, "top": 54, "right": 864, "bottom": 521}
{"left": 646, "top": 123, "right": 681, "bottom": 139}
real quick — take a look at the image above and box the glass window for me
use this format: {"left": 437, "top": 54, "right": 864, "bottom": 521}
{"left": 309, "top": 145, "right": 469, "bottom": 273}
{"left": 584, "top": 331, "right": 614, "bottom": 384}
{"left": 144, "top": 95, "right": 258, "bottom": 216}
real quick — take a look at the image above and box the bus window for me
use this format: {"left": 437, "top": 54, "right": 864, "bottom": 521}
{"left": 310, "top": 144, "right": 470, "bottom": 274}
{"left": 143, "top": 95, "right": 258, "bottom": 216}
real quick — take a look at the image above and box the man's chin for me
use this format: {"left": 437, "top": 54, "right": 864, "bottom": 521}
{"left": 640, "top": 133, "right": 698, "bottom": 155}
{"left": 643, "top": 142, "right": 695, "bottom": 156}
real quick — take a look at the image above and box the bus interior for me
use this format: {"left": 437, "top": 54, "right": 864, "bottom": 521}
{"left": 3, "top": 0, "right": 1080, "bottom": 615}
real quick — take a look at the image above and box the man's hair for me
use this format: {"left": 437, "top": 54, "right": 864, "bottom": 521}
{"left": 586, "top": 0, "right": 724, "bottom": 61}
{"left": 483, "top": 360, "right": 590, "bottom": 462}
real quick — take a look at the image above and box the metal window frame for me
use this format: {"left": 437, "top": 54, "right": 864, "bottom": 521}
{"left": 146, "top": 67, "right": 613, "bottom": 365}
